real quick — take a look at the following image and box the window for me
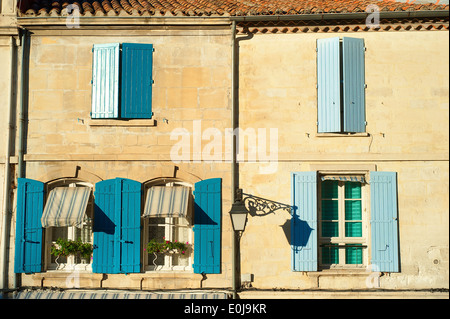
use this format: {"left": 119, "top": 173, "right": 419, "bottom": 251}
{"left": 317, "top": 37, "right": 366, "bottom": 133}
{"left": 318, "top": 179, "right": 367, "bottom": 268}
{"left": 291, "top": 171, "right": 399, "bottom": 273}
{"left": 43, "top": 182, "right": 94, "bottom": 272}
{"left": 91, "top": 43, "right": 153, "bottom": 120}
{"left": 142, "top": 181, "right": 193, "bottom": 272}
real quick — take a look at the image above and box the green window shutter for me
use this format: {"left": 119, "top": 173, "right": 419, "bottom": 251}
{"left": 342, "top": 37, "right": 366, "bottom": 133}
{"left": 91, "top": 43, "right": 120, "bottom": 119}
{"left": 291, "top": 172, "right": 318, "bottom": 271}
{"left": 370, "top": 172, "right": 400, "bottom": 272}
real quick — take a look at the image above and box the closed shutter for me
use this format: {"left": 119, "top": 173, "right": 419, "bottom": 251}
{"left": 291, "top": 172, "right": 318, "bottom": 271}
{"left": 370, "top": 172, "right": 399, "bottom": 272}
{"left": 93, "top": 179, "right": 119, "bottom": 273}
{"left": 342, "top": 37, "right": 366, "bottom": 133}
{"left": 91, "top": 43, "right": 120, "bottom": 119}
{"left": 93, "top": 178, "right": 141, "bottom": 274}
{"left": 193, "top": 178, "right": 222, "bottom": 274}
{"left": 121, "top": 43, "right": 153, "bottom": 119}
{"left": 317, "top": 37, "right": 341, "bottom": 133}
{"left": 117, "top": 178, "right": 142, "bottom": 273}
{"left": 14, "top": 178, "right": 44, "bottom": 274}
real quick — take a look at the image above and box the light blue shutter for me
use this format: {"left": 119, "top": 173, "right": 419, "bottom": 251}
{"left": 193, "top": 178, "right": 222, "bottom": 274}
{"left": 370, "top": 172, "right": 399, "bottom": 272}
{"left": 317, "top": 37, "right": 341, "bottom": 133}
{"left": 93, "top": 179, "right": 119, "bottom": 273}
{"left": 291, "top": 172, "right": 318, "bottom": 271}
{"left": 121, "top": 43, "right": 153, "bottom": 119}
{"left": 14, "top": 178, "right": 44, "bottom": 274}
{"left": 342, "top": 37, "right": 366, "bottom": 133}
{"left": 91, "top": 43, "right": 120, "bottom": 119}
{"left": 117, "top": 178, "right": 141, "bottom": 273}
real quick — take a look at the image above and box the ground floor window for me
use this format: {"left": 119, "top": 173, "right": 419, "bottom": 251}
{"left": 318, "top": 177, "right": 367, "bottom": 269}
{"left": 44, "top": 182, "right": 94, "bottom": 271}
{"left": 143, "top": 217, "right": 192, "bottom": 271}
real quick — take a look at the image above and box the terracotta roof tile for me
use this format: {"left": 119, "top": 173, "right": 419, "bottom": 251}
{"left": 18, "top": 0, "right": 450, "bottom": 17}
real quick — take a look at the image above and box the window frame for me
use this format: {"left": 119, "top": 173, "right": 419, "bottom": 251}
{"left": 316, "top": 37, "right": 366, "bottom": 134}
{"left": 317, "top": 174, "right": 369, "bottom": 269}
{"left": 142, "top": 180, "right": 193, "bottom": 272}
{"left": 43, "top": 181, "right": 94, "bottom": 272}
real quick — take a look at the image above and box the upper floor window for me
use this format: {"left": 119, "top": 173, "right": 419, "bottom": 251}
{"left": 91, "top": 43, "right": 154, "bottom": 120}
{"left": 317, "top": 37, "right": 366, "bottom": 133}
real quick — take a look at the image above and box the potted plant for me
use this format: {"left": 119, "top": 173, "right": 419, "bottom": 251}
{"left": 50, "top": 238, "right": 93, "bottom": 268}
{"left": 145, "top": 238, "right": 190, "bottom": 268}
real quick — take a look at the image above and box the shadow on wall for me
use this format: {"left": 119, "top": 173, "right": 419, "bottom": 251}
{"left": 243, "top": 193, "right": 312, "bottom": 248}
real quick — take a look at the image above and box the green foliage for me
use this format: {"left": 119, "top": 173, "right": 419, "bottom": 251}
{"left": 146, "top": 238, "right": 190, "bottom": 255}
{"left": 51, "top": 238, "right": 93, "bottom": 259}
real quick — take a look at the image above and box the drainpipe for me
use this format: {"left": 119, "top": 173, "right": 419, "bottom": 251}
{"left": 18, "top": 28, "right": 29, "bottom": 180}
{"left": 11, "top": 27, "right": 30, "bottom": 290}
{"left": 1, "top": 36, "right": 16, "bottom": 291}
{"left": 230, "top": 20, "right": 238, "bottom": 300}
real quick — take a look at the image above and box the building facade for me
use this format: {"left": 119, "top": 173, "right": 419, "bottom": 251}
{"left": 0, "top": 0, "right": 448, "bottom": 298}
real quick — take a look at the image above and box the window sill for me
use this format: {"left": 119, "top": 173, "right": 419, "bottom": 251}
{"left": 315, "top": 132, "right": 370, "bottom": 138}
{"left": 88, "top": 119, "right": 156, "bottom": 127}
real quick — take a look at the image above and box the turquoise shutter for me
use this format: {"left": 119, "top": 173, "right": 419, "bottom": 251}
{"left": 370, "top": 172, "right": 399, "bottom": 272}
{"left": 291, "top": 172, "right": 318, "bottom": 271}
{"left": 121, "top": 43, "right": 153, "bottom": 119}
{"left": 342, "top": 37, "right": 366, "bottom": 133}
{"left": 117, "top": 178, "right": 142, "bottom": 273}
{"left": 193, "top": 178, "right": 222, "bottom": 274}
{"left": 14, "top": 178, "right": 44, "bottom": 274}
{"left": 317, "top": 37, "right": 341, "bottom": 133}
{"left": 93, "top": 179, "right": 119, "bottom": 273}
{"left": 91, "top": 43, "right": 120, "bottom": 119}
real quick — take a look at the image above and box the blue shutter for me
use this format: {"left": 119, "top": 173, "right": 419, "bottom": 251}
{"left": 14, "top": 178, "right": 44, "bottom": 274}
{"left": 93, "top": 179, "right": 119, "bottom": 273}
{"left": 193, "top": 178, "right": 222, "bottom": 274}
{"left": 117, "top": 178, "right": 141, "bottom": 273}
{"left": 317, "top": 37, "right": 341, "bottom": 133}
{"left": 121, "top": 43, "right": 153, "bottom": 119}
{"left": 370, "top": 172, "right": 399, "bottom": 272}
{"left": 342, "top": 37, "right": 366, "bottom": 133}
{"left": 291, "top": 172, "right": 318, "bottom": 271}
{"left": 91, "top": 43, "right": 120, "bottom": 119}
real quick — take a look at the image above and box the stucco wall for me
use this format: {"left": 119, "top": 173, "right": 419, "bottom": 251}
{"left": 237, "top": 30, "right": 449, "bottom": 290}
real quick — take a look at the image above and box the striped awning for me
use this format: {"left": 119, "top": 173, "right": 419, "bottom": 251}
{"left": 143, "top": 186, "right": 190, "bottom": 218}
{"left": 41, "top": 187, "right": 91, "bottom": 228}
{"left": 321, "top": 175, "right": 366, "bottom": 183}
{"left": 14, "top": 289, "right": 230, "bottom": 299}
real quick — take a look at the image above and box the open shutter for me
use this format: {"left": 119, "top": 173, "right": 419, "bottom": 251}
{"left": 317, "top": 37, "right": 341, "bottom": 133}
{"left": 121, "top": 43, "right": 153, "bottom": 119}
{"left": 14, "top": 178, "right": 44, "bottom": 274}
{"left": 291, "top": 172, "right": 318, "bottom": 271}
{"left": 370, "top": 172, "right": 399, "bottom": 272}
{"left": 93, "top": 179, "right": 119, "bottom": 273}
{"left": 193, "top": 178, "right": 222, "bottom": 274}
{"left": 91, "top": 43, "right": 120, "bottom": 119}
{"left": 342, "top": 37, "right": 366, "bottom": 133}
{"left": 117, "top": 178, "right": 141, "bottom": 273}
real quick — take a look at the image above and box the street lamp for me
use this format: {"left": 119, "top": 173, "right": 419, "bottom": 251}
{"left": 229, "top": 200, "right": 248, "bottom": 232}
